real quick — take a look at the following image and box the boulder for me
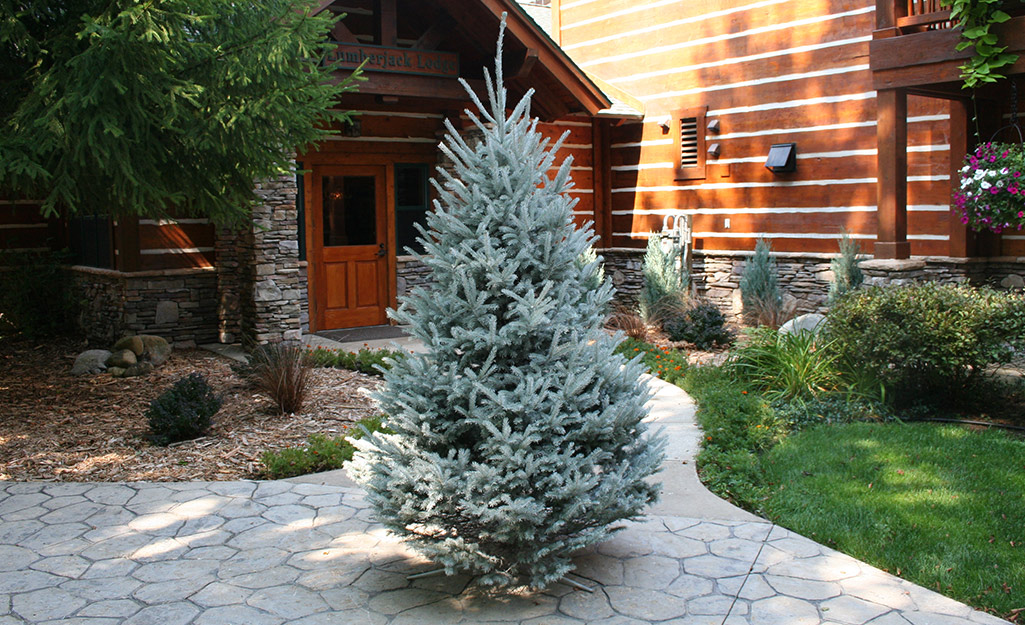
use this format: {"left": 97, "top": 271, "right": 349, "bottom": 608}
{"left": 106, "top": 349, "right": 138, "bottom": 368}
{"left": 123, "top": 361, "right": 154, "bottom": 377}
{"left": 139, "top": 335, "right": 172, "bottom": 365}
{"left": 112, "top": 335, "right": 146, "bottom": 356}
{"left": 71, "top": 350, "right": 112, "bottom": 376}
{"left": 779, "top": 313, "right": 827, "bottom": 336}
{"left": 108, "top": 367, "right": 127, "bottom": 378}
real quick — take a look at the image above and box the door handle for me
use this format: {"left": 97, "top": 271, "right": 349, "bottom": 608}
{"left": 376, "top": 243, "right": 386, "bottom": 257}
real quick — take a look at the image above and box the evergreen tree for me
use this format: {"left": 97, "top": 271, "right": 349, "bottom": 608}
{"left": 349, "top": 19, "right": 663, "bottom": 589}
{"left": 827, "top": 230, "right": 864, "bottom": 305}
{"left": 740, "top": 237, "right": 784, "bottom": 326}
{"left": 0, "top": 0, "right": 361, "bottom": 226}
{"left": 638, "top": 234, "right": 688, "bottom": 323}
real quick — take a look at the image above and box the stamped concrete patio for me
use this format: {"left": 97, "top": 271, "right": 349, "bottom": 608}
{"left": 0, "top": 373, "right": 1012, "bottom": 624}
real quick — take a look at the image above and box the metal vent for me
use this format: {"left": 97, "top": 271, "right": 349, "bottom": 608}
{"left": 680, "top": 117, "right": 699, "bottom": 168}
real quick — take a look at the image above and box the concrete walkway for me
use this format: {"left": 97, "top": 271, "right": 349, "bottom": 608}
{"left": 0, "top": 345, "right": 1012, "bottom": 624}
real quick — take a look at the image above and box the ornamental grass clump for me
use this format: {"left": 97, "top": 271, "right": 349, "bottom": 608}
{"left": 348, "top": 18, "right": 663, "bottom": 590}
{"left": 953, "top": 142, "right": 1025, "bottom": 233}
{"left": 239, "top": 343, "right": 314, "bottom": 414}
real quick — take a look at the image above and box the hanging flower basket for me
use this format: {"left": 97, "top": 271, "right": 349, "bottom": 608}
{"left": 953, "top": 142, "right": 1025, "bottom": 233}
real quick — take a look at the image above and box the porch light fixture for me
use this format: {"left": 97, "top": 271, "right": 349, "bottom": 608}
{"left": 765, "top": 142, "right": 797, "bottom": 173}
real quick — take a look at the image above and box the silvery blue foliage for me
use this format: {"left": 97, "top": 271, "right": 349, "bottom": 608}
{"left": 348, "top": 17, "right": 664, "bottom": 589}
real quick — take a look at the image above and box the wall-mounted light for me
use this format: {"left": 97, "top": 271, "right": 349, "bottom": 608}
{"left": 765, "top": 142, "right": 797, "bottom": 173}
{"left": 707, "top": 142, "right": 721, "bottom": 158}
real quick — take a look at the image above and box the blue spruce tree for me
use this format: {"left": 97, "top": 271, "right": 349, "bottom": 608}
{"left": 349, "top": 18, "right": 663, "bottom": 589}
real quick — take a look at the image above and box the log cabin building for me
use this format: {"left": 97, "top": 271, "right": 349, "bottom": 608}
{"left": 3, "top": 0, "right": 1024, "bottom": 346}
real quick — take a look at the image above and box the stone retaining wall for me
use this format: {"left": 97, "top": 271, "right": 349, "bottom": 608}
{"left": 600, "top": 249, "right": 1025, "bottom": 320}
{"left": 71, "top": 266, "right": 219, "bottom": 348}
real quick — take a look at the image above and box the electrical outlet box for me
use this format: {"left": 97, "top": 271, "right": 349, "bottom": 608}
{"left": 724, "top": 218, "right": 731, "bottom": 229}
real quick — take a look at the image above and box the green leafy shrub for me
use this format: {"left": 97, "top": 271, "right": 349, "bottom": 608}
{"left": 260, "top": 416, "right": 390, "bottom": 479}
{"left": 147, "top": 373, "right": 221, "bottom": 446}
{"left": 730, "top": 328, "right": 842, "bottom": 402}
{"left": 638, "top": 235, "right": 688, "bottom": 324}
{"left": 664, "top": 300, "right": 733, "bottom": 349}
{"left": 739, "top": 237, "right": 786, "bottom": 327}
{"left": 240, "top": 343, "right": 314, "bottom": 414}
{"left": 0, "top": 249, "right": 79, "bottom": 340}
{"left": 827, "top": 230, "right": 864, "bottom": 306}
{"left": 825, "top": 283, "right": 1025, "bottom": 407}
{"left": 306, "top": 346, "right": 406, "bottom": 376}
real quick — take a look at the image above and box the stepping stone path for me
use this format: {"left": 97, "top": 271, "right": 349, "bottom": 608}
{"left": 0, "top": 377, "right": 1012, "bottom": 624}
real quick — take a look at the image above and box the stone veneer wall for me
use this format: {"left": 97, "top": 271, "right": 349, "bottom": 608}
{"left": 70, "top": 266, "right": 218, "bottom": 347}
{"left": 396, "top": 256, "right": 432, "bottom": 299}
{"left": 234, "top": 173, "right": 307, "bottom": 346}
{"left": 600, "top": 249, "right": 1025, "bottom": 320}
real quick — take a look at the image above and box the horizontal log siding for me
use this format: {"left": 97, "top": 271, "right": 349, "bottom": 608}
{"left": 559, "top": 0, "right": 958, "bottom": 256}
{"left": 0, "top": 201, "right": 60, "bottom": 255}
{"left": 536, "top": 118, "right": 598, "bottom": 231}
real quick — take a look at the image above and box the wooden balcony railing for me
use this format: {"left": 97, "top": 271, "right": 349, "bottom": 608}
{"left": 878, "top": 0, "right": 1025, "bottom": 35}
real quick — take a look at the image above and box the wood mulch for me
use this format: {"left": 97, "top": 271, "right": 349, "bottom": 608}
{"left": 0, "top": 338, "right": 381, "bottom": 482}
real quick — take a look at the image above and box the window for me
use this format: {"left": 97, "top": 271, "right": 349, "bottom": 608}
{"left": 673, "top": 107, "right": 707, "bottom": 181}
{"left": 395, "top": 164, "right": 430, "bottom": 255}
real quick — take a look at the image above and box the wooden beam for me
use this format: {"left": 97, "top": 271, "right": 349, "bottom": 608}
{"left": 332, "top": 71, "right": 483, "bottom": 103}
{"left": 875, "top": 88, "right": 910, "bottom": 260}
{"left": 375, "top": 0, "right": 396, "bottom": 47}
{"left": 413, "top": 16, "right": 454, "bottom": 50}
{"left": 947, "top": 98, "right": 975, "bottom": 258}
{"left": 513, "top": 48, "right": 539, "bottom": 80}
{"left": 591, "top": 119, "right": 612, "bottom": 248}
{"left": 330, "top": 20, "right": 358, "bottom": 44}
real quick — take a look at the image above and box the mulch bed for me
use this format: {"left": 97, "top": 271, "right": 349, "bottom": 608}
{"left": 0, "top": 338, "right": 381, "bottom": 482}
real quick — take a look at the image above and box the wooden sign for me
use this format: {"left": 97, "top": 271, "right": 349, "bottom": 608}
{"left": 327, "top": 43, "right": 459, "bottom": 78}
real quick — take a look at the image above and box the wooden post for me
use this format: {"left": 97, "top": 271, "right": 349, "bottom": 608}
{"left": 591, "top": 119, "right": 612, "bottom": 248}
{"left": 948, "top": 98, "right": 976, "bottom": 257}
{"left": 375, "top": 0, "right": 397, "bottom": 47}
{"left": 875, "top": 88, "right": 910, "bottom": 259}
{"left": 875, "top": 0, "right": 901, "bottom": 37}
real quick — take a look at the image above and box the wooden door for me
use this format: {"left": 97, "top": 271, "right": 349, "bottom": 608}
{"left": 310, "top": 165, "right": 389, "bottom": 329}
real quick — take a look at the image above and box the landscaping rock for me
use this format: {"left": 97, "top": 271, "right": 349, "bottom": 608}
{"left": 108, "top": 367, "right": 127, "bottom": 378}
{"left": 123, "top": 362, "right": 154, "bottom": 378}
{"left": 106, "top": 350, "right": 138, "bottom": 368}
{"left": 70, "top": 350, "right": 112, "bottom": 376}
{"left": 779, "top": 313, "right": 826, "bottom": 336}
{"left": 139, "top": 335, "right": 172, "bottom": 366}
{"left": 113, "top": 336, "right": 145, "bottom": 357}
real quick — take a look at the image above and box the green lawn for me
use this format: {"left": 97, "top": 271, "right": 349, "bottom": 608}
{"left": 760, "top": 422, "right": 1025, "bottom": 618}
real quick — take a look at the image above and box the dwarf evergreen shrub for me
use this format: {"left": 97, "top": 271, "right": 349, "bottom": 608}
{"left": 664, "top": 300, "right": 733, "bottom": 350}
{"left": 349, "top": 19, "right": 663, "bottom": 589}
{"left": 638, "top": 234, "right": 688, "bottom": 324}
{"left": 740, "top": 237, "right": 784, "bottom": 327}
{"left": 147, "top": 373, "right": 221, "bottom": 445}
{"left": 828, "top": 230, "right": 864, "bottom": 306}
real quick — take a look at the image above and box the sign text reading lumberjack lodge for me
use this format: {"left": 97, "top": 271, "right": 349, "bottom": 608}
{"left": 327, "top": 43, "right": 459, "bottom": 78}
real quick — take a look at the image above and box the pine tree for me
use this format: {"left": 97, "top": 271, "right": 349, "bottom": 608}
{"left": 349, "top": 18, "right": 663, "bottom": 589}
{"left": 740, "top": 237, "right": 784, "bottom": 326}
{"left": 638, "top": 234, "right": 689, "bottom": 323}
{"left": 827, "top": 230, "right": 864, "bottom": 305}
{"left": 0, "top": 0, "right": 360, "bottom": 227}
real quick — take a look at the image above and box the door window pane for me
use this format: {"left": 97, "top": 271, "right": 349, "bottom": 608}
{"left": 323, "top": 175, "right": 376, "bottom": 246}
